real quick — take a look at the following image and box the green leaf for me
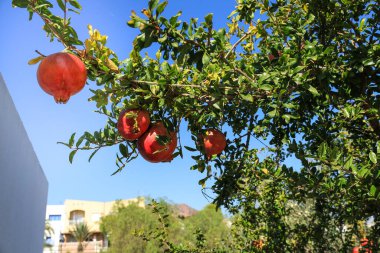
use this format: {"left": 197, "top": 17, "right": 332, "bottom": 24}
{"left": 268, "top": 109, "right": 277, "bottom": 118}
{"left": 184, "top": 146, "right": 197, "bottom": 152}
{"left": 212, "top": 102, "right": 221, "bottom": 110}
{"left": 198, "top": 178, "right": 208, "bottom": 188}
{"left": 358, "top": 167, "right": 369, "bottom": 178}
{"left": 28, "top": 56, "right": 44, "bottom": 65}
{"left": 69, "top": 0, "right": 82, "bottom": 9}
{"left": 282, "top": 114, "right": 291, "bottom": 123}
{"left": 119, "top": 143, "right": 128, "bottom": 157}
{"left": 57, "top": 0, "right": 65, "bottom": 11}
{"left": 308, "top": 86, "right": 320, "bottom": 96}
{"left": 88, "top": 149, "right": 99, "bottom": 162}
{"left": 69, "top": 150, "right": 77, "bottom": 164}
{"left": 205, "top": 13, "right": 213, "bottom": 26}
{"left": 363, "top": 58, "right": 375, "bottom": 66}
{"left": 283, "top": 103, "right": 296, "bottom": 109}
{"left": 292, "top": 65, "right": 306, "bottom": 74}
{"left": 202, "top": 53, "right": 210, "bottom": 65}
{"left": 369, "top": 151, "right": 377, "bottom": 164}
{"left": 260, "top": 84, "right": 272, "bottom": 91}
{"left": 342, "top": 109, "right": 350, "bottom": 118}
{"left": 57, "top": 141, "right": 71, "bottom": 148}
{"left": 12, "top": 0, "right": 28, "bottom": 8}
{"left": 359, "top": 18, "right": 366, "bottom": 32}
{"left": 258, "top": 72, "right": 270, "bottom": 84}
{"left": 68, "top": 8, "right": 80, "bottom": 14}
{"left": 69, "top": 133, "right": 76, "bottom": 147}
{"left": 344, "top": 156, "right": 353, "bottom": 169}
{"left": 149, "top": 0, "right": 160, "bottom": 10}
{"left": 156, "top": 135, "right": 170, "bottom": 146}
{"left": 158, "top": 34, "right": 167, "bottom": 43}
{"left": 76, "top": 135, "right": 85, "bottom": 148}
{"left": 156, "top": 1, "right": 168, "bottom": 16}
{"left": 370, "top": 185, "right": 376, "bottom": 197}
{"left": 240, "top": 93, "right": 253, "bottom": 102}
{"left": 317, "top": 142, "right": 327, "bottom": 159}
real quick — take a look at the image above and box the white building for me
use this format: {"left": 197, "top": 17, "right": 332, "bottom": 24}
{"left": 44, "top": 205, "right": 65, "bottom": 253}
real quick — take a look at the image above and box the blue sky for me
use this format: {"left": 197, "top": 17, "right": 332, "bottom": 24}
{"left": 0, "top": 1, "right": 238, "bottom": 210}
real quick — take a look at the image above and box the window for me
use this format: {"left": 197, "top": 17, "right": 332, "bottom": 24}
{"left": 69, "top": 210, "right": 85, "bottom": 223}
{"left": 49, "top": 214, "right": 61, "bottom": 221}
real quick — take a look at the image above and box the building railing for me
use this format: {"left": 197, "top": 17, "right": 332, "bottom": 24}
{"left": 44, "top": 241, "right": 107, "bottom": 253}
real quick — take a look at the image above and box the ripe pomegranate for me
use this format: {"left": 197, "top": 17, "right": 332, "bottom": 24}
{"left": 137, "top": 122, "right": 177, "bottom": 163}
{"left": 268, "top": 54, "right": 276, "bottom": 62}
{"left": 360, "top": 238, "right": 373, "bottom": 253}
{"left": 117, "top": 109, "right": 150, "bottom": 141}
{"left": 361, "top": 238, "right": 369, "bottom": 247}
{"left": 268, "top": 51, "right": 282, "bottom": 62}
{"left": 352, "top": 246, "right": 360, "bottom": 253}
{"left": 37, "top": 52, "right": 87, "bottom": 103}
{"left": 202, "top": 129, "right": 226, "bottom": 158}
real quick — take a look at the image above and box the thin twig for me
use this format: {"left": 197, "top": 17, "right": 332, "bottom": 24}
{"left": 63, "top": 0, "right": 67, "bottom": 29}
{"left": 225, "top": 32, "right": 252, "bottom": 59}
{"left": 130, "top": 80, "right": 204, "bottom": 89}
{"left": 35, "top": 50, "right": 46, "bottom": 57}
{"left": 31, "top": 5, "right": 80, "bottom": 53}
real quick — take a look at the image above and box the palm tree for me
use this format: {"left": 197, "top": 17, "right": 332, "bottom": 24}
{"left": 44, "top": 220, "right": 54, "bottom": 249}
{"left": 70, "top": 222, "right": 91, "bottom": 252}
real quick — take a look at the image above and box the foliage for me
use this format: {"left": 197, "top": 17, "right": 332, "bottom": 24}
{"left": 100, "top": 201, "right": 161, "bottom": 253}
{"left": 183, "top": 204, "right": 233, "bottom": 250}
{"left": 100, "top": 200, "right": 233, "bottom": 253}
{"left": 44, "top": 220, "right": 55, "bottom": 248}
{"left": 70, "top": 222, "right": 91, "bottom": 252}
{"left": 13, "top": 0, "right": 380, "bottom": 251}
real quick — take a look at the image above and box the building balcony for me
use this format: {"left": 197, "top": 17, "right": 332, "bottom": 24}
{"left": 59, "top": 241, "right": 107, "bottom": 253}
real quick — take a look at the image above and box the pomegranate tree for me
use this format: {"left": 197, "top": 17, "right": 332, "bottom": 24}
{"left": 37, "top": 52, "right": 87, "bottom": 103}
{"left": 15, "top": 0, "right": 380, "bottom": 251}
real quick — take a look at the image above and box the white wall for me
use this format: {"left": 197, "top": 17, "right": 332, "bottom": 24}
{"left": 44, "top": 205, "right": 65, "bottom": 253}
{"left": 0, "top": 73, "right": 48, "bottom": 253}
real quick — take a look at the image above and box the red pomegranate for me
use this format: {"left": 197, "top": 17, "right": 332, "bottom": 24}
{"left": 360, "top": 238, "right": 373, "bottom": 253}
{"left": 137, "top": 122, "right": 177, "bottom": 163}
{"left": 37, "top": 52, "right": 87, "bottom": 103}
{"left": 352, "top": 246, "right": 360, "bottom": 253}
{"left": 203, "top": 129, "right": 226, "bottom": 158}
{"left": 117, "top": 109, "right": 150, "bottom": 141}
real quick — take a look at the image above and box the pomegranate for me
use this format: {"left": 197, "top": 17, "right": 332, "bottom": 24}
{"left": 203, "top": 129, "right": 226, "bottom": 158}
{"left": 360, "top": 238, "right": 373, "bottom": 253}
{"left": 268, "top": 54, "right": 276, "bottom": 62}
{"left": 117, "top": 109, "right": 150, "bottom": 141}
{"left": 352, "top": 246, "right": 360, "bottom": 253}
{"left": 137, "top": 122, "right": 177, "bottom": 163}
{"left": 37, "top": 52, "right": 87, "bottom": 103}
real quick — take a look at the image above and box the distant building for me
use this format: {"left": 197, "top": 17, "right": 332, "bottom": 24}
{"left": 43, "top": 198, "right": 144, "bottom": 253}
